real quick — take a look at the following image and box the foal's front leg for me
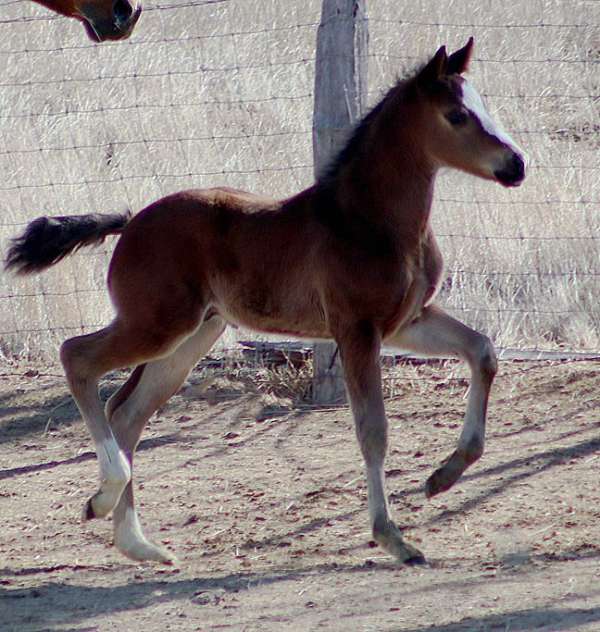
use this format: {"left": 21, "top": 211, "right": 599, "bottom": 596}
{"left": 337, "top": 323, "right": 425, "bottom": 565}
{"left": 386, "top": 304, "right": 497, "bottom": 497}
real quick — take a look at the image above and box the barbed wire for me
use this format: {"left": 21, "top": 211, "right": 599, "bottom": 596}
{"left": 0, "top": 0, "right": 598, "bottom": 357}
{"left": 0, "top": 165, "right": 313, "bottom": 191}
{"left": 0, "top": 19, "right": 320, "bottom": 51}
{"left": 0, "top": 0, "right": 230, "bottom": 24}
{"left": 0, "top": 94, "right": 314, "bottom": 121}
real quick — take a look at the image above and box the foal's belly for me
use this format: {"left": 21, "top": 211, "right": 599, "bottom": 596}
{"left": 211, "top": 280, "right": 331, "bottom": 340}
{"left": 220, "top": 306, "right": 331, "bottom": 340}
{"left": 209, "top": 230, "right": 444, "bottom": 342}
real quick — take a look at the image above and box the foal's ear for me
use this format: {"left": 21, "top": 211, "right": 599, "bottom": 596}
{"left": 447, "top": 37, "right": 474, "bottom": 75}
{"left": 417, "top": 45, "right": 448, "bottom": 87}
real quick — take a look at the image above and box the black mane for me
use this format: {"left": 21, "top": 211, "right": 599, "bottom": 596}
{"left": 318, "top": 65, "right": 425, "bottom": 186}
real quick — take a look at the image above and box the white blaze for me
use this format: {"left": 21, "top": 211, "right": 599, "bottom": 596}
{"left": 461, "top": 79, "right": 523, "bottom": 155}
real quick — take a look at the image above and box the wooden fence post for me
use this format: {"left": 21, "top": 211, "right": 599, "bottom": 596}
{"left": 312, "top": 0, "right": 368, "bottom": 405}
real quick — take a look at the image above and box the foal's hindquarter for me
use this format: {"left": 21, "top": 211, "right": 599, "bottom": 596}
{"left": 51, "top": 39, "right": 525, "bottom": 565}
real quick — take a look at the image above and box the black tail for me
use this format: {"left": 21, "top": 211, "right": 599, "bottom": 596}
{"left": 4, "top": 211, "right": 131, "bottom": 275}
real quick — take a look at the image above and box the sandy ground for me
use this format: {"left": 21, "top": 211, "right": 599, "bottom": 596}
{"left": 1, "top": 358, "right": 599, "bottom": 631}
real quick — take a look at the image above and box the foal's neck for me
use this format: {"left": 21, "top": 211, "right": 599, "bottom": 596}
{"left": 326, "top": 116, "right": 437, "bottom": 237}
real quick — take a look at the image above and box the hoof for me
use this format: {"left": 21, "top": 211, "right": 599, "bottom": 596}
{"left": 404, "top": 547, "right": 427, "bottom": 566}
{"left": 82, "top": 484, "right": 126, "bottom": 520}
{"left": 425, "top": 469, "right": 455, "bottom": 498}
{"left": 425, "top": 450, "right": 467, "bottom": 498}
{"left": 114, "top": 508, "right": 178, "bottom": 564}
{"left": 394, "top": 540, "right": 427, "bottom": 566}
{"left": 82, "top": 498, "right": 96, "bottom": 521}
{"left": 374, "top": 520, "right": 427, "bottom": 565}
{"left": 117, "top": 540, "right": 177, "bottom": 565}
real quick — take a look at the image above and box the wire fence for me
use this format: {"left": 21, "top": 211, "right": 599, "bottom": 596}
{"left": 0, "top": 0, "right": 598, "bottom": 361}
{"left": 368, "top": 1, "right": 599, "bottom": 355}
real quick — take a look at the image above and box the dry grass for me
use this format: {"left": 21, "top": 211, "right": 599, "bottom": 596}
{"left": 193, "top": 354, "right": 314, "bottom": 405}
{"left": 0, "top": 0, "right": 598, "bottom": 358}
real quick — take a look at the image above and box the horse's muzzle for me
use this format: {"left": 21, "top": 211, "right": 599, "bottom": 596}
{"left": 494, "top": 152, "right": 526, "bottom": 188}
{"left": 81, "top": 1, "right": 142, "bottom": 42}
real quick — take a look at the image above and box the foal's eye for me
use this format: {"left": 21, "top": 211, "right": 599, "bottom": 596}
{"left": 446, "top": 110, "right": 468, "bottom": 126}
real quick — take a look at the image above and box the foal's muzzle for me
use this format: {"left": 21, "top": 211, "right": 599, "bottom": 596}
{"left": 81, "top": 0, "right": 142, "bottom": 42}
{"left": 494, "top": 152, "right": 526, "bottom": 188}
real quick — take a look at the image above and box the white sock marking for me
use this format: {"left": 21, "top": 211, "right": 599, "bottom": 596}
{"left": 115, "top": 507, "right": 147, "bottom": 550}
{"left": 98, "top": 437, "right": 130, "bottom": 484}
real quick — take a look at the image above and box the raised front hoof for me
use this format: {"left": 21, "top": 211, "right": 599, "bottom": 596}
{"left": 425, "top": 450, "right": 469, "bottom": 499}
{"left": 374, "top": 522, "right": 427, "bottom": 566}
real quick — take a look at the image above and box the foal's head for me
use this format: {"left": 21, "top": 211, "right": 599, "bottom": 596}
{"left": 408, "top": 38, "right": 526, "bottom": 187}
{"left": 34, "top": 0, "right": 141, "bottom": 41}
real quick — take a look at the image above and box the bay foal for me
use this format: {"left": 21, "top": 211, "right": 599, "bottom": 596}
{"left": 7, "top": 39, "right": 526, "bottom": 564}
{"left": 31, "top": 0, "right": 141, "bottom": 41}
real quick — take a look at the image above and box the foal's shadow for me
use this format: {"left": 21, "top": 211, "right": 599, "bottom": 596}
{"left": 393, "top": 606, "right": 600, "bottom": 632}
{"left": 0, "top": 561, "right": 374, "bottom": 629}
{"left": 4, "top": 558, "right": 600, "bottom": 631}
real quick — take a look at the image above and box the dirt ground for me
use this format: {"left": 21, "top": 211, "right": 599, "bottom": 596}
{"left": 1, "top": 357, "right": 599, "bottom": 632}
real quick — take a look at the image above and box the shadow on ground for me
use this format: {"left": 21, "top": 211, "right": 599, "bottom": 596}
{"left": 397, "top": 605, "right": 600, "bottom": 632}
{"left": 3, "top": 560, "right": 600, "bottom": 631}
{"left": 0, "top": 561, "right": 376, "bottom": 628}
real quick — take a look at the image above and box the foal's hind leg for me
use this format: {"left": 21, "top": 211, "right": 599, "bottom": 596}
{"left": 337, "top": 323, "right": 425, "bottom": 565}
{"left": 107, "top": 316, "right": 226, "bottom": 563}
{"left": 60, "top": 319, "right": 200, "bottom": 521}
{"left": 60, "top": 325, "right": 132, "bottom": 520}
{"left": 386, "top": 304, "right": 497, "bottom": 498}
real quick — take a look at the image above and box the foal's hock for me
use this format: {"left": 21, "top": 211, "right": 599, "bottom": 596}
{"left": 6, "top": 38, "right": 526, "bottom": 565}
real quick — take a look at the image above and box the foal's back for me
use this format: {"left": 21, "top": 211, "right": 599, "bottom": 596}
{"left": 108, "top": 187, "right": 332, "bottom": 337}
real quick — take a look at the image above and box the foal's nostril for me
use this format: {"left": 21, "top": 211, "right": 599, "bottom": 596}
{"left": 512, "top": 153, "right": 525, "bottom": 180}
{"left": 113, "top": 0, "right": 134, "bottom": 23}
